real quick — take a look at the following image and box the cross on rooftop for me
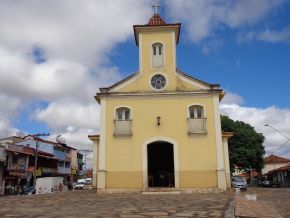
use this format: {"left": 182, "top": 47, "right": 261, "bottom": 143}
{"left": 152, "top": 0, "right": 160, "bottom": 14}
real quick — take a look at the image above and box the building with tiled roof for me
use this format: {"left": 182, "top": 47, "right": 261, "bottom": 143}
{"left": 269, "top": 163, "right": 290, "bottom": 173}
{"left": 89, "top": 5, "right": 233, "bottom": 192}
{"left": 264, "top": 154, "right": 290, "bottom": 163}
{"left": 262, "top": 154, "right": 290, "bottom": 175}
{"left": 268, "top": 163, "right": 290, "bottom": 187}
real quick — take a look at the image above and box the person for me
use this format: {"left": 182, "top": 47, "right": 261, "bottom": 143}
{"left": 67, "top": 181, "right": 73, "bottom": 190}
{"left": 59, "top": 182, "right": 63, "bottom": 192}
{"left": 6, "top": 182, "right": 12, "bottom": 195}
{"left": 15, "top": 185, "right": 20, "bottom": 195}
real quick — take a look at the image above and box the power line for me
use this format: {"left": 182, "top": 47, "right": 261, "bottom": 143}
{"left": 264, "top": 124, "right": 290, "bottom": 154}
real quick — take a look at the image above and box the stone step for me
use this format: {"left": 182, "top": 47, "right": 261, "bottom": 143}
{"left": 141, "top": 188, "right": 181, "bottom": 195}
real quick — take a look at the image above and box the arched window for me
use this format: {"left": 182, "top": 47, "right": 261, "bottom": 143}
{"left": 114, "top": 107, "right": 132, "bottom": 136}
{"left": 189, "top": 105, "right": 204, "bottom": 118}
{"left": 116, "top": 107, "right": 130, "bottom": 120}
{"left": 188, "top": 105, "right": 207, "bottom": 134}
{"left": 152, "top": 43, "right": 164, "bottom": 67}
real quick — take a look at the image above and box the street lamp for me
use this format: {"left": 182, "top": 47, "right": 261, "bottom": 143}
{"left": 157, "top": 116, "right": 161, "bottom": 126}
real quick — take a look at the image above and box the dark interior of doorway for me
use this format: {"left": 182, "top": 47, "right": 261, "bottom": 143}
{"left": 147, "top": 141, "right": 175, "bottom": 187}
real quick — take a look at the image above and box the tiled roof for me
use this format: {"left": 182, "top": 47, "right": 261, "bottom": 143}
{"left": 147, "top": 14, "right": 166, "bottom": 25}
{"left": 5, "top": 144, "right": 54, "bottom": 158}
{"left": 133, "top": 14, "right": 181, "bottom": 46}
{"left": 264, "top": 155, "right": 290, "bottom": 163}
{"left": 269, "top": 163, "right": 290, "bottom": 173}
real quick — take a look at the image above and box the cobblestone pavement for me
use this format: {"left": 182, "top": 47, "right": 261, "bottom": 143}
{"left": 0, "top": 190, "right": 233, "bottom": 217}
{"left": 235, "top": 188, "right": 290, "bottom": 218}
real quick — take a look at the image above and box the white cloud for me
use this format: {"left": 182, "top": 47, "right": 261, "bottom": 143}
{"left": 49, "top": 127, "right": 96, "bottom": 151}
{"left": 237, "top": 31, "right": 257, "bottom": 43}
{"left": 238, "top": 27, "right": 290, "bottom": 43}
{"left": 0, "top": 119, "right": 19, "bottom": 139}
{"left": 221, "top": 92, "right": 245, "bottom": 105}
{"left": 0, "top": 1, "right": 152, "bottom": 146}
{"left": 0, "top": 46, "right": 123, "bottom": 103}
{"left": 0, "top": 94, "right": 23, "bottom": 118}
{"left": 258, "top": 27, "right": 290, "bottom": 43}
{"left": 0, "top": 94, "right": 23, "bottom": 138}
{"left": 0, "top": 0, "right": 151, "bottom": 67}
{"left": 166, "top": 0, "right": 284, "bottom": 43}
{"left": 220, "top": 100, "right": 290, "bottom": 158}
{"left": 222, "top": 0, "right": 283, "bottom": 28}
{"left": 35, "top": 101, "right": 99, "bottom": 131}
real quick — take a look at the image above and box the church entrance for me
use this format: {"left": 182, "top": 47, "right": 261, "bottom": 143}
{"left": 147, "top": 141, "right": 175, "bottom": 187}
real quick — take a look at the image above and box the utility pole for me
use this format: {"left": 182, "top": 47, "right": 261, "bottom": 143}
{"left": 33, "top": 133, "right": 50, "bottom": 187}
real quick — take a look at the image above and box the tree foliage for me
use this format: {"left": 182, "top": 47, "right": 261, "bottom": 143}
{"left": 221, "top": 115, "right": 265, "bottom": 174}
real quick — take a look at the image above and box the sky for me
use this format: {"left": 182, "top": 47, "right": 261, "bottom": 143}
{"left": 0, "top": 0, "right": 290, "bottom": 161}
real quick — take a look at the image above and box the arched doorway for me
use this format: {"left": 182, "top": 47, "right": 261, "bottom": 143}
{"left": 147, "top": 141, "right": 175, "bottom": 187}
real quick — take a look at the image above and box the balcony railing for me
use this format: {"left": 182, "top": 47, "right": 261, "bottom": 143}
{"left": 114, "top": 120, "right": 132, "bottom": 136}
{"left": 187, "top": 118, "right": 207, "bottom": 134}
{"left": 57, "top": 167, "right": 71, "bottom": 174}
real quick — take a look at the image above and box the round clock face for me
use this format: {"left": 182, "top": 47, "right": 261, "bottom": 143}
{"left": 151, "top": 74, "right": 166, "bottom": 90}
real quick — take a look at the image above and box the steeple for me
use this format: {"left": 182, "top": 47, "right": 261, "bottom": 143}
{"left": 147, "top": 14, "right": 166, "bottom": 25}
{"left": 133, "top": 1, "right": 181, "bottom": 46}
{"left": 148, "top": 1, "right": 166, "bottom": 25}
{"left": 152, "top": 0, "right": 160, "bottom": 15}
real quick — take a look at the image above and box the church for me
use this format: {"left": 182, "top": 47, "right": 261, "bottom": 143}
{"left": 89, "top": 8, "right": 232, "bottom": 192}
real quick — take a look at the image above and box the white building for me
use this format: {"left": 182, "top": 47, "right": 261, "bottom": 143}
{"left": 262, "top": 155, "right": 290, "bottom": 175}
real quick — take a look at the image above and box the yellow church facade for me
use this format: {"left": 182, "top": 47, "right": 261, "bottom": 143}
{"left": 89, "top": 13, "right": 232, "bottom": 192}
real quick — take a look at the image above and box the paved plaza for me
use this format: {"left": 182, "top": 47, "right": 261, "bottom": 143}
{"left": 0, "top": 190, "right": 233, "bottom": 217}
{"left": 0, "top": 188, "right": 289, "bottom": 217}
{"left": 235, "top": 188, "right": 290, "bottom": 218}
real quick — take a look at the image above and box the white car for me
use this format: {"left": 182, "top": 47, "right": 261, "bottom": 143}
{"left": 231, "top": 176, "right": 247, "bottom": 190}
{"left": 74, "top": 179, "right": 86, "bottom": 190}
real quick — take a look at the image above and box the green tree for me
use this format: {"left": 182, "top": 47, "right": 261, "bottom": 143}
{"left": 221, "top": 115, "right": 265, "bottom": 174}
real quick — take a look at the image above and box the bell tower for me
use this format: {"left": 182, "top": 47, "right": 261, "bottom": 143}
{"left": 133, "top": 6, "right": 181, "bottom": 77}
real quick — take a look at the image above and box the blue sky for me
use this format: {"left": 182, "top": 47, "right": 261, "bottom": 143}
{"left": 113, "top": 1, "right": 290, "bottom": 108}
{"left": 0, "top": 0, "right": 289, "bottom": 158}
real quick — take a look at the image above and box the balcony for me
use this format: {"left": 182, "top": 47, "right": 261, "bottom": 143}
{"left": 187, "top": 118, "right": 207, "bottom": 134}
{"left": 114, "top": 120, "right": 132, "bottom": 136}
{"left": 57, "top": 167, "right": 71, "bottom": 174}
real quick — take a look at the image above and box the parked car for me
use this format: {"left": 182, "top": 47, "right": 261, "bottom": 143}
{"left": 74, "top": 178, "right": 93, "bottom": 190}
{"left": 271, "top": 181, "right": 281, "bottom": 188}
{"left": 231, "top": 176, "right": 247, "bottom": 190}
{"left": 22, "top": 186, "right": 36, "bottom": 195}
{"left": 74, "top": 179, "right": 86, "bottom": 190}
{"left": 259, "top": 180, "right": 273, "bottom": 187}
{"left": 85, "top": 178, "right": 92, "bottom": 185}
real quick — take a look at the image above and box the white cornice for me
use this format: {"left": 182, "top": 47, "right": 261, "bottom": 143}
{"left": 99, "top": 90, "right": 221, "bottom": 98}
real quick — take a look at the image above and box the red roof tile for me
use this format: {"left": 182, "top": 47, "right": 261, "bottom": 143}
{"left": 5, "top": 144, "right": 54, "bottom": 158}
{"left": 269, "top": 163, "right": 290, "bottom": 173}
{"left": 147, "top": 14, "right": 166, "bottom": 25}
{"left": 264, "top": 155, "right": 290, "bottom": 163}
